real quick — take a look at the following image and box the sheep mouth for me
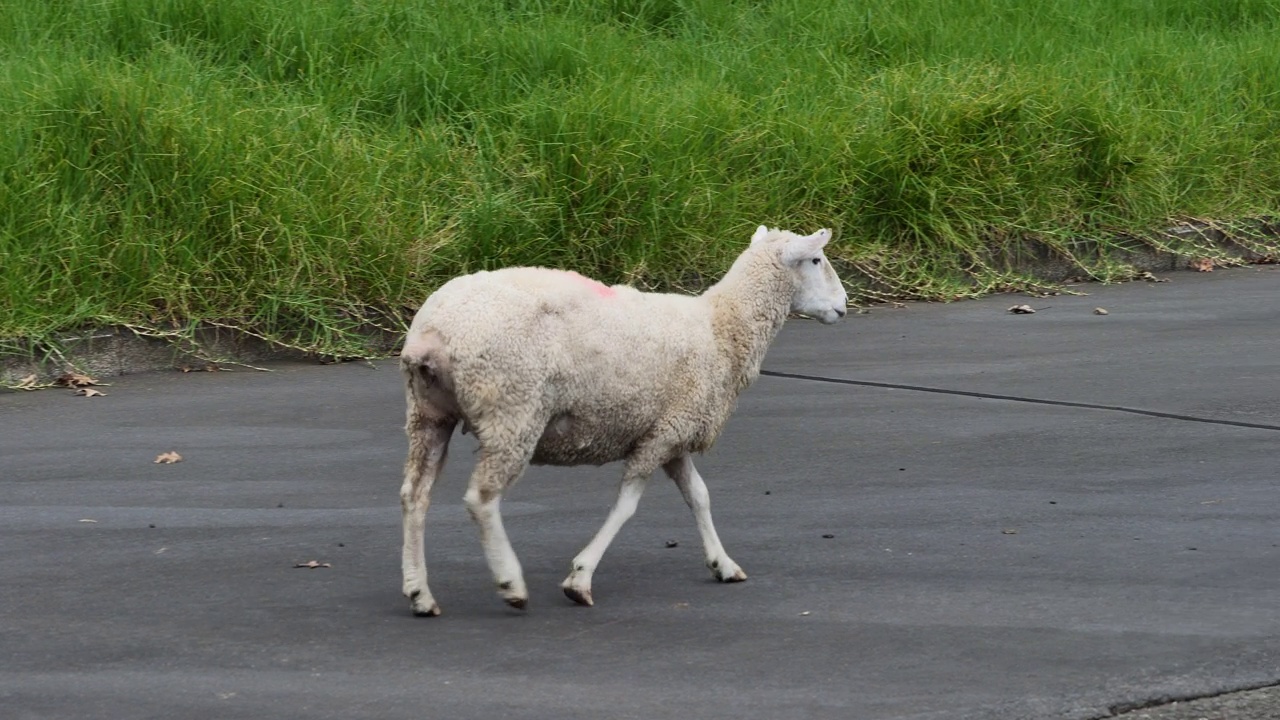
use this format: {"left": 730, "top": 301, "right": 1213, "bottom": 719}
{"left": 816, "top": 308, "right": 846, "bottom": 324}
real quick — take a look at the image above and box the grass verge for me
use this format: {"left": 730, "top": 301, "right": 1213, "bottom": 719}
{"left": 3, "top": 0, "right": 1280, "bottom": 365}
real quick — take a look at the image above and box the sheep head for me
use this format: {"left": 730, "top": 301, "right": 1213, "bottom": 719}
{"left": 751, "top": 225, "right": 848, "bottom": 324}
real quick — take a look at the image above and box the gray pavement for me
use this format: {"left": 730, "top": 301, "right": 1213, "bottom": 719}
{"left": 2, "top": 265, "right": 1278, "bottom": 720}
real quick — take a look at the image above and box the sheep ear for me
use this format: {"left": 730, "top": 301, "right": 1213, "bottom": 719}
{"left": 781, "top": 228, "right": 832, "bottom": 264}
{"left": 750, "top": 225, "right": 770, "bottom": 246}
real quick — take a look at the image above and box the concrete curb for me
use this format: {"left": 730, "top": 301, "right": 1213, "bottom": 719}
{"left": 0, "top": 325, "right": 401, "bottom": 387}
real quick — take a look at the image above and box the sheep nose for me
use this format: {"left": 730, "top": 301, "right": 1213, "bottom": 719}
{"left": 835, "top": 307, "right": 847, "bottom": 318}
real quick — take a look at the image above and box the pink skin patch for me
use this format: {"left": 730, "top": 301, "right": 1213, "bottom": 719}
{"left": 564, "top": 270, "right": 616, "bottom": 298}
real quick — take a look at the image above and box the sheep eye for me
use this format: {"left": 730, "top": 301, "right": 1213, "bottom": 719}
{"left": 810, "top": 258, "right": 821, "bottom": 265}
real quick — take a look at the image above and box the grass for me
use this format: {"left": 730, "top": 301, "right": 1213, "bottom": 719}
{"left": 2, "top": 0, "right": 1280, "bottom": 358}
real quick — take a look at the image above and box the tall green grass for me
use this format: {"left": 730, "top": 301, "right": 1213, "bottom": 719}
{"left": 3, "top": 0, "right": 1280, "bottom": 356}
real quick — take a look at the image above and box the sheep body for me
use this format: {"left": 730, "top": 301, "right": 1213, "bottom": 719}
{"left": 398, "top": 226, "right": 846, "bottom": 615}
{"left": 403, "top": 266, "right": 733, "bottom": 466}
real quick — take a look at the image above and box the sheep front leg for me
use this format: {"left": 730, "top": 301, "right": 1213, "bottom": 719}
{"left": 401, "top": 416, "right": 457, "bottom": 617}
{"left": 561, "top": 461, "right": 655, "bottom": 607}
{"left": 663, "top": 454, "right": 747, "bottom": 583}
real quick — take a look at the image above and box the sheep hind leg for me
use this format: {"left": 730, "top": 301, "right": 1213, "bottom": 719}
{"left": 561, "top": 457, "right": 657, "bottom": 607}
{"left": 465, "top": 448, "right": 535, "bottom": 610}
{"left": 663, "top": 454, "right": 747, "bottom": 583}
{"left": 401, "top": 414, "right": 457, "bottom": 617}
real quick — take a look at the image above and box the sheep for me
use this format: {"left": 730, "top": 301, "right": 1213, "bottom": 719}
{"left": 397, "top": 225, "right": 847, "bottom": 615}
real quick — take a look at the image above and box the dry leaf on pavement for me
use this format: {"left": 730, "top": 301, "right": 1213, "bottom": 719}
{"left": 56, "top": 371, "right": 101, "bottom": 388}
{"left": 1094, "top": 307, "right": 1109, "bottom": 315}
{"left": 74, "top": 388, "right": 107, "bottom": 398}
{"left": 1007, "top": 304, "right": 1036, "bottom": 314}
{"left": 154, "top": 452, "right": 183, "bottom": 464}
{"left": 1189, "top": 258, "right": 1215, "bottom": 272}
{"left": 294, "top": 561, "right": 331, "bottom": 569}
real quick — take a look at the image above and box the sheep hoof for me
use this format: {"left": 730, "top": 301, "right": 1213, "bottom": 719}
{"left": 718, "top": 568, "right": 748, "bottom": 583}
{"left": 407, "top": 588, "right": 442, "bottom": 615}
{"left": 411, "top": 599, "right": 442, "bottom": 617}
{"left": 504, "top": 596, "right": 528, "bottom": 610}
{"left": 563, "top": 586, "right": 594, "bottom": 607}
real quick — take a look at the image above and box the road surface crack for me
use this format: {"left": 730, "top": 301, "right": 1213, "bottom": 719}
{"left": 761, "top": 370, "right": 1280, "bottom": 433}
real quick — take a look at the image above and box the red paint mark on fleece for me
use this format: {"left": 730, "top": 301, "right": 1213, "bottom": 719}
{"left": 565, "top": 271, "right": 617, "bottom": 298}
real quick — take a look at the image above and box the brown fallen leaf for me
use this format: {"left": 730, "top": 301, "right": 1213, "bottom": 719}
{"left": 1002, "top": 528, "right": 1019, "bottom": 535}
{"left": 56, "top": 371, "right": 100, "bottom": 388}
{"left": 16, "top": 374, "right": 40, "bottom": 390}
{"left": 154, "top": 451, "right": 183, "bottom": 464}
{"left": 1139, "top": 271, "right": 1170, "bottom": 283}
{"left": 1007, "top": 304, "right": 1036, "bottom": 314}
{"left": 293, "top": 560, "right": 331, "bottom": 569}
{"left": 1094, "top": 307, "right": 1109, "bottom": 315}
{"left": 1189, "top": 257, "right": 1215, "bottom": 272}
{"left": 74, "top": 388, "right": 107, "bottom": 397}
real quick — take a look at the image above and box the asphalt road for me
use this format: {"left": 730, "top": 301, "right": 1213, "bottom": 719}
{"left": 2, "top": 265, "right": 1278, "bottom": 720}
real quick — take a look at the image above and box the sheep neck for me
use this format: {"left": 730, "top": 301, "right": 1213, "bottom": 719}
{"left": 704, "top": 250, "right": 793, "bottom": 394}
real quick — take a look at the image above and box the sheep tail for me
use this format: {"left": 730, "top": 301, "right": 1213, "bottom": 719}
{"left": 402, "top": 358, "right": 436, "bottom": 398}
{"left": 400, "top": 329, "right": 449, "bottom": 395}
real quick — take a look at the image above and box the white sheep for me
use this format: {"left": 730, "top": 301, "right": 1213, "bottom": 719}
{"left": 398, "top": 225, "right": 847, "bottom": 615}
